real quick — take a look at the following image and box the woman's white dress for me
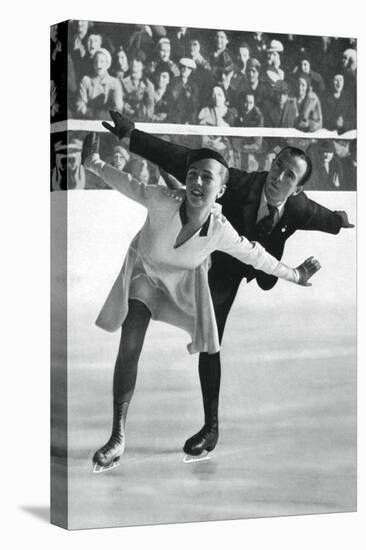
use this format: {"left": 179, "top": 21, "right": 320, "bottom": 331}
{"left": 86, "top": 157, "right": 298, "bottom": 354}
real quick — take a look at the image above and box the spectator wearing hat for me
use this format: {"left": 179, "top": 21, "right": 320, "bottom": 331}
{"left": 292, "top": 55, "right": 325, "bottom": 97}
{"left": 232, "top": 92, "right": 264, "bottom": 170}
{"left": 52, "top": 138, "right": 86, "bottom": 190}
{"left": 198, "top": 85, "right": 237, "bottom": 127}
{"left": 209, "top": 30, "right": 235, "bottom": 80}
{"left": 188, "top": 37, "right": 214, "bottom": 109}
{"left": 294, "top": 73, "right": 322, "bottom": 132}
{"left": 76, "top": 48, "right": 123, "bottom": 120}
{"left": 263, "top": 80, "right": 298, "bottom": 127}
{"left": 322, "top": 74, "right": 356, "bottom": 133}
{"left": 112, "top": 145, "right": 130, "bottom": 172}
{"left": 215, "top": 53, "right": 247, "bottom": 110}
{"left": 148, "top": 38, "right": 180, "bottom": 81}
{"left": 264, "top": 39, "right": 285, "bottom": 87}
{"left": 121, "top": 56, "right": 155, "bottom": 122}
{"left": 307, "top": 140, "right": 343, "bottom": 190}
{"left": 151, "top": 63, "right": 174, "bottom": 122}
{"left": 242, "top": 58, "right": 270, "bottom": 111}
{"left": 170, "top": 58, "right": 199, "bottom": 124}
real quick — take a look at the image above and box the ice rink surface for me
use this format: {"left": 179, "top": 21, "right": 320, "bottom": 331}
{"left": 57, "top": 190, "right": 356, "bottom": 529}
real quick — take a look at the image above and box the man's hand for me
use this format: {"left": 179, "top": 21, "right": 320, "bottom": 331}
{"left": 81, "top": 132, "right": 100, "bottom": 165}
{"left": 102, "top": 111, "right": 135, "bottom": 140}
{"left": 335, "top": 210, "right": 355, "bottom": 228}
{"left": 296, "top": 256, "right": 321, "bottom": 287}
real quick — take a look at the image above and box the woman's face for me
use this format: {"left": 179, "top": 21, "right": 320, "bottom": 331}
{"left": 300, "top": 59, "right": 311, "bottom": 74}
{"left": 117, "top": 50, "right": 128, "bottom": 72}
{"left": 216, "top": 31, "right": 228, "bottom": 50}
{"left": 239, "top": 46, "right": 250, "bottom": 64}
{"left": 298, "top": 77, "right": 308, "bottom": 97}
{"left": 185, "top": 159, "right": 226, "bottom": 209}
{"left": 212, "top": 86, "right": 226, "bottom": 106}
{"left": 248, "top": 66, "right": 259, "bottom": 84}
{"left": 158, "top": 71, "right": 170, "bottom": 88}
{"left": 94, "top": 52, "right": 109, "bottom": 76}
{"left": 333, "top": 74, "right": 344, "bottom": 93}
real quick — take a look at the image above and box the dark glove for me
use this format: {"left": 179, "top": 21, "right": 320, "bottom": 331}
{"left": 335, "top": 210, "right": 355, "bottom": 228}
{"left": 296, "top": 256, "right": 321, "bottom": 287}
{"left": 102, "top": 110, "right": 135, "bottom": 139}
{"left": 81, "top": 132, "right": 100, "bottom": 165}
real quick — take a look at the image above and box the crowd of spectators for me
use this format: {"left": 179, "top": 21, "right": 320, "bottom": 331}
{"left": 51, "top": 131, "right": 356, "bottom": 191}
{"left": 51, "top": 20, "right": 357, "bottom": 133}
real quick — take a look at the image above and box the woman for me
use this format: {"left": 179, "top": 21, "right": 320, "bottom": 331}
{"left": 294, "top": 74, "right": 323, "bottom": 132}
{"left": 151, "top": 63, "right": 173, "bottom": 122}
{"left": 198, "top": 86, "right": 237, "bottom": 127}
{"left": 82, "top": 132, "right": 320, "bottom": 472}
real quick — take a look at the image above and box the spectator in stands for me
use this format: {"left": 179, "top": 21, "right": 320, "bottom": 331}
{"left": 210, "top": 30, "right": 234, "bottom": 79}
{"left": 323, "top": 74, "right": 356, "bottom": 133}
{"left": 148, "top": 38, "right": 180, "bottom": 80}
{"left": 126, "top": 25, "right": 166, "bottom": 59}
{"left": 292, "top": 54, "right": 325, "bottom": 96}
{"left": 248, "top": 31, "right": 268, "bottom": 63}
{"left": 121, "top": 56, "right": 154, "bottom": 121}
{"left": 170, "top": 58, "right": 199, "bottom": 124}
{"left": 169, "top": 27, "right": 191, "bottom": 61}
{"left": 79, "top": 31, "right": 104, "bottom": 78}
{"left": 69, "top": 20, "right": 90, "bottom": 61}
{"left": 198, "top": 85, "right": 237, "bottom": 126}
{"left": 294, "top": 74, "right": 322, "bottom": 132}
{"left": 52, "top": 138, "right": 86, "bottom": 190}
{"left": 236, "top": 42, "right": 251, "bottom": 76}
{"left": 126, "top": 156, "right": 151, "bottom": 185}
{"left": 341, "top": 48, "right": 357, "bottom": 98}
{"left": 215, "top": 53, "right": 247, "bottom": 110}
{"left": 112, "top": 145, "right": 130, "bottom": 172}
{"left": 243, "top": 58, "right": 269, "bottom": 111}
{"left": 76, "top": 48, "right": 123, "bottom": 119}
{"left": 151, "top": 63, "right": 174, "bottom": 122}
{"left": 308, "top": 140, "right": 343, "bottom": 190}
{"left": 232, "top": 93, "right": 264, "bottom": 169}
{"left": 264, "top": 39, "right": 285, "bottom": 87}
{"left": 113, "top": 46, "right": 129, "bottom": 81}
{"left": 263, "top": 80, "right": 298, "bottom": 127}
{"left": 188, "top": 37, "right": 214, "bottom": 109}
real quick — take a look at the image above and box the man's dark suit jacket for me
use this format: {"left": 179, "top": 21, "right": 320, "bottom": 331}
{"left": 130, "top": 129, "right": 343, "bottom": 290}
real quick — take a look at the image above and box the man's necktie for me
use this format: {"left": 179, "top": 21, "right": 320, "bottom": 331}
{"left": 255, "top": 204, "right": 278, "bottom": 246}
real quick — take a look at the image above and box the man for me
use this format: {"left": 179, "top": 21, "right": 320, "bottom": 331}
{"left": 121, "top": 56, "right": 154, "bottom": 122}
{"left": 170, "top": 58, "right": 199, "bottom": 124}
{"left": 263, "top": 80, "right": 298, "bottom": 128}
{"left": 102, "top": 111, "right": 354, "bottom": 458}
{"left": 323, "top": 74, "right": 356, "bottom": 133}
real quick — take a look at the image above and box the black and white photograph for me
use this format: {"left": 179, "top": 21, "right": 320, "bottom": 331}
{"left": 50, "top": 16, "right": 357, "bottom": 531}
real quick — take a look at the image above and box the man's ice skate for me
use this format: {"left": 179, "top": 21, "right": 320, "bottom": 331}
{"left": 182, "top": 426, "right": 218, "bottom": 464}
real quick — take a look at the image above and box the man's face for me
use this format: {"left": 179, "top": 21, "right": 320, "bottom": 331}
{"left": 333, "top": 74, "right": 344, "bottom": 93}
{"left": 185, "top": 159, "right": 226, "bottom": 209}
{"left": 94, "top": 52, "right": 109, "bottom": 76}
{"left": 180, "top": 65, "right": 192, "bottom": 79}
{"left": 216, "top": 31, "right": 228, "bottom": 50}
{"left": 322, "top": 151, "right": 334, "bottom": 163}
{"left": 87, "top": 34, "right": 102, "bottom": 56}
{"left": 264, "top": 150, "right": 307, "bottom": 205}
{"left": 159, "top": 43, "right": 171, "bottom": 62}
{"left": 244, "top": 94, "right": 255, "bottom": 113}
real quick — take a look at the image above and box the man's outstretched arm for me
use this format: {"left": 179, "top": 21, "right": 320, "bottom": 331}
{"left": 103, "top": 111, "right": 191, "bottom": 183}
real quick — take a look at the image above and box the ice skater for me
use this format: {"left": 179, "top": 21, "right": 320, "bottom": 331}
{"left": 100, "top": 112, "right": 354, "bottom": 461}
{"left": 81, "top": 131, "right": 320, "bottom": 472}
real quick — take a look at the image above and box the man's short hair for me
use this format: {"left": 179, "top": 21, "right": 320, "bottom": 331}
{"left": 275, "top": 146, "right": 313, "bottom": 186}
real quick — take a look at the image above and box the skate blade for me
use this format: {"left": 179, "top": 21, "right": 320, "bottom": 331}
{"left": 183, "top": 451, "right": 212, "bottom": 464}
{"left": 92, "top": 457, "right": 121, "bottom": 474}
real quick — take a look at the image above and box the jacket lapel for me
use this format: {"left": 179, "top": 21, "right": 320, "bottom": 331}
{"left": 242, "top": 175, "right": 266, "bottom": 239}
